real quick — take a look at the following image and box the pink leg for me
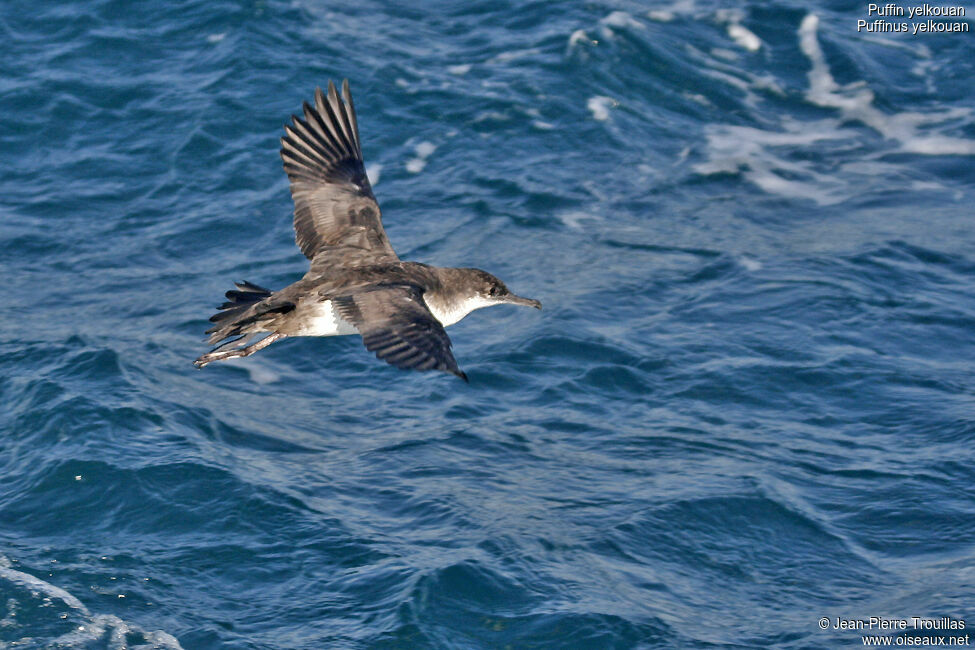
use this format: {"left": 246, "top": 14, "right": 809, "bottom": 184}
{"left": 194, "top": 333, "right": 285, "bottom": 368}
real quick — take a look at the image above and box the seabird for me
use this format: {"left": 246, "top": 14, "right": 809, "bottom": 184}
{"left": 194, "top": 80, "right": 541, "bottom": 381}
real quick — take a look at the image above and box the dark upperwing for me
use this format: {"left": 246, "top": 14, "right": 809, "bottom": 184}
{"left": 280, "top": 80, "right": 398, "bottom": 270}
{"left": 332, "top": 285, "right": 467, "bottom": 381}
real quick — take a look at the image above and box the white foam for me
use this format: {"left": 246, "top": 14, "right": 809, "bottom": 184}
{"left": 60, "top": 614, "right": 183, "bottom": 649}
{"left": 568, "top": 29, "right": 596, "bottom": 49}
{"left": 714, "top": 9, "right": 762, "bottom": 52}
{"left": 406, "top": 140, "right": 437, "bottom": 174}
{"left": 0, "top": 557, "right": 183, "bottom": 649}
{"left": 909, "top": 180, "right": 946, "bottom": 192}
{"left": 600, "top": 11, "right": 645, "bottom": 30}
{"left": 798, "top": 14, "right": 975, "bottom": 155}
{"left": 587, "top": 96, "right": 617, "bottom": 121}
{"left": 414, "top": 141, "right": 436, "bottom": 158}
{"left": 728, "top": 23, "right": 761, "bottom": 51}
{"left": 694, "top": 119, "right": 862, "bottom": 205}
{"left": 682, "top": 43, "right": 782, "bottom": 108}
{"left": 206, "top": 33, "right": 226, "bottom": 43}
{"left": 710, "top": 47, "right": 739, "bottom": 61}
{"left": 597, "top": 10, "right": 645, "bottom": 40}
{"left": 656, "top": 0, "right": 696, "bottom": 15}
{"left": 683, "top": 92, "right": 712, "bottom": 106}
{"left": 0, "top": 562, "right": 88, "bottom": 612}
{"left": 447, "top": 63, "right": 471, "bottom": 75}
{"left": 487, "top": 48, "right": 542, "bottom": 64}
{"left": 244, "top": 361, "right": 279, "bottom": 385}
{"left": 647, "top": 10, "right": 675, "bottom": 22}
{"left": 740, "top": 257, "right": 763, "bottom": 271}
{"left": 713, "top": 9, "right": 762, "bottom": 51}
{"left": 473, "top": 111, "right": 510, "bottom": 123}
{"left": 694, "top": 13, "right": 975, "bottom": 204}
{"left": 568, "top": 29, "right": 586, "bottom": 45}
{"left": 558, "top": 211, "right": 600, "bottom": 229}
{"left": 365, "top": 162, "right": 382, "bottom": 186}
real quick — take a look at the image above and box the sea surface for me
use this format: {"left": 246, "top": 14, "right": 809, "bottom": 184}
{"left": 2, "top": 0, "right": 975, "bottom": 648}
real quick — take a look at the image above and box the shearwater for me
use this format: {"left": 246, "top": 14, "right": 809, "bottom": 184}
{"left": 194, "top": 81, "right": 541, "bottom": 381}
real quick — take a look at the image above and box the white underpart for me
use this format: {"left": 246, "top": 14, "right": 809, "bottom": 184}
{"left": 426, "top": 295, "right": 498, "bottom": 327}
{"left": 301, "top": 300, "right": 358, "bottom": 336}
{"left": 300, "top": 296, "right": 499, "bottom": 336}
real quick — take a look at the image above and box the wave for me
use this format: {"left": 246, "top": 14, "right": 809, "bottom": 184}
{"left": 0, "top": 556, "right": 182, "bottom": 649}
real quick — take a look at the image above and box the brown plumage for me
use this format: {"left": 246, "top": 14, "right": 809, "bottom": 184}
{"left": 195, "top": 81, "right": 540, "bottom": 381}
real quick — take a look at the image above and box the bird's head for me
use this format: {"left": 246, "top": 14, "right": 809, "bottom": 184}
{"left": 463, "top": 268, "right": 542, "bottom": 311}
{"left": 428, "top": 267, "right": 541, "bottom": 327}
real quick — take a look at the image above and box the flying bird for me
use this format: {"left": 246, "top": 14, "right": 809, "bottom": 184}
{"left": 194, "top": 80, "right": 541, "bottom": 381}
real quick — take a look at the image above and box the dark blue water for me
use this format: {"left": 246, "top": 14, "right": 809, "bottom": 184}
{"left": 3, "top": 1, "right": 975, "bottom": 648}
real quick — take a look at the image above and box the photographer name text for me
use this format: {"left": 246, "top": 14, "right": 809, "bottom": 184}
{"left": 823, "top": 616, "right": 966, "bottom": 631}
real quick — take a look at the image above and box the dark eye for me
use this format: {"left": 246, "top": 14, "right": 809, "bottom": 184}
{"left": 489, "top": 285, "right": 501, "bottom": 297}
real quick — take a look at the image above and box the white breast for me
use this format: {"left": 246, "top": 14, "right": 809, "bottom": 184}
{"left": 300, "top": 300, "right": 358, "bottom": 337}
{"left": 426, "top": 295, "right": 496, "bottom": 327}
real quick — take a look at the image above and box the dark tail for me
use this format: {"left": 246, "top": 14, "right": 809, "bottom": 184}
{"left": 204, "top": 281, "right": 293, "bottom": 347}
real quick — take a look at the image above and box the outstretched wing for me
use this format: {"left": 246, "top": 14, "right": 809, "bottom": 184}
{"left": 280, "top": 80, "right": 397, "bottom": 266}
{"left": 332, "top": 286, "right": 467, "bottom": 381}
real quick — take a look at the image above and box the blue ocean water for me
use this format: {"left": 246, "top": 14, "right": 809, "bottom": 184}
{"left": 2, "top": 0, "right": 975, "bottom": 647}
